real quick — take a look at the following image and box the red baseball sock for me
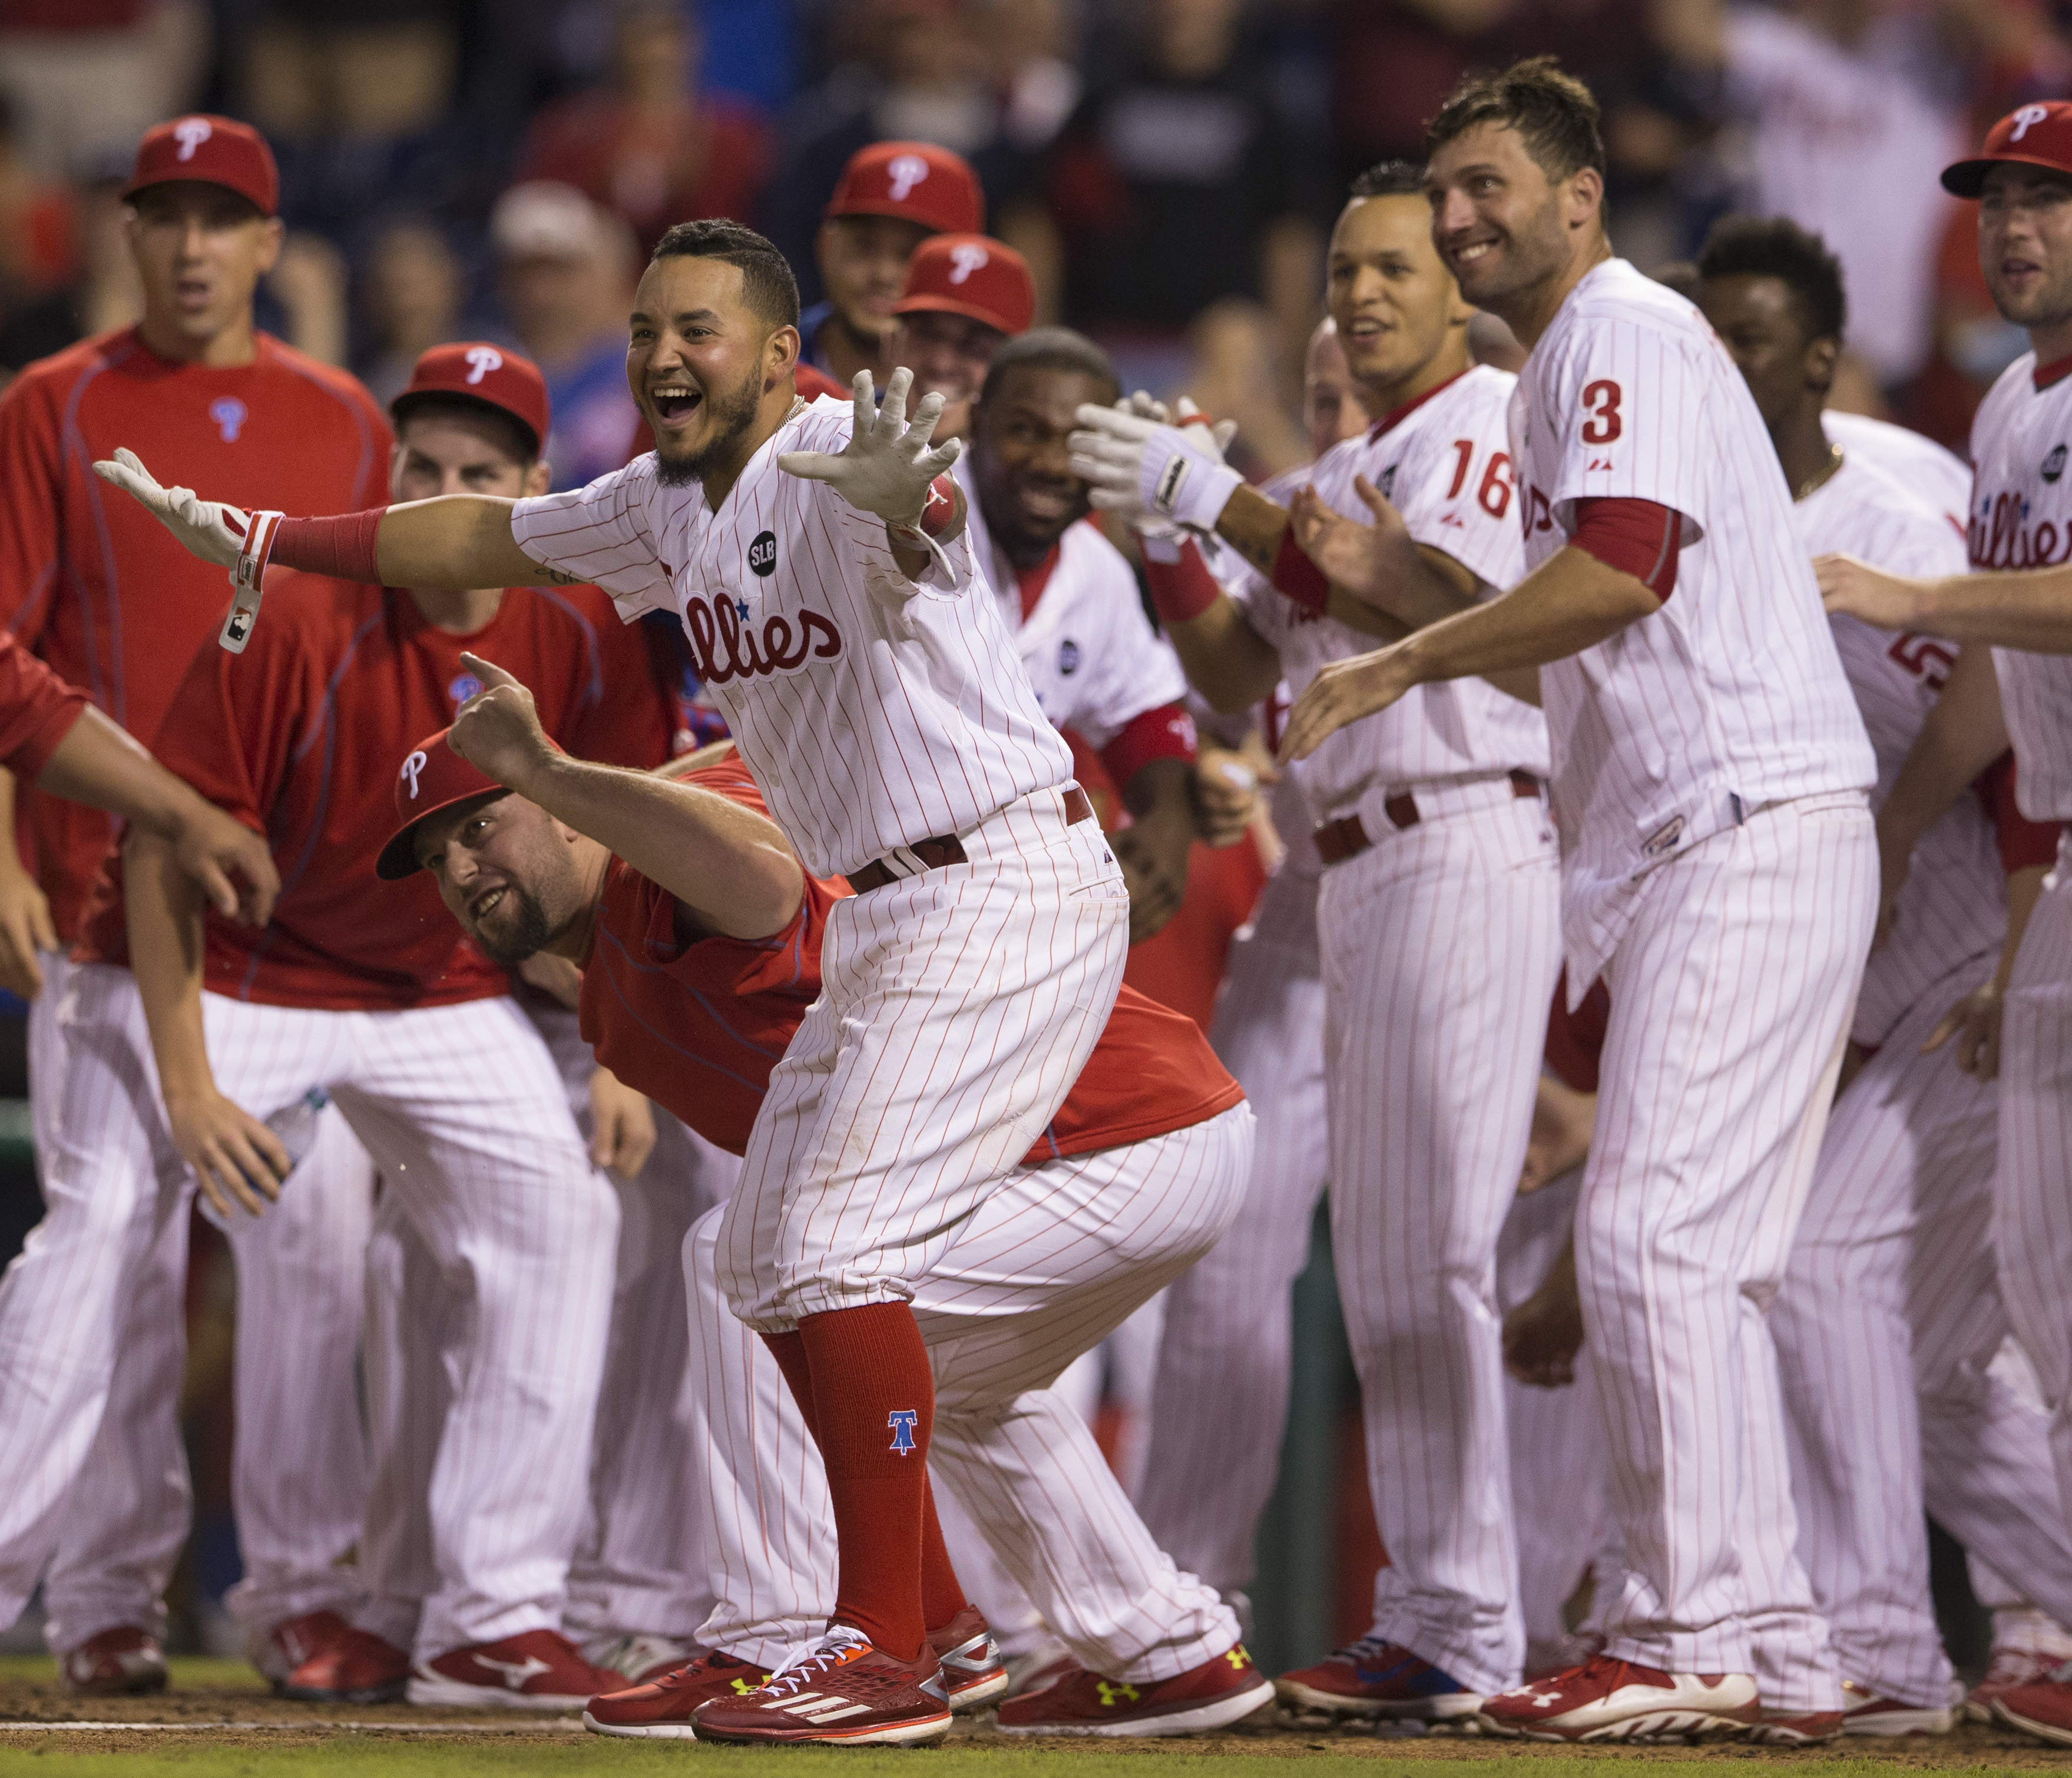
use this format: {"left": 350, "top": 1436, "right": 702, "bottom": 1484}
{"left": 920, "top": 1477, "right": 969, "bottom": 1633}
{"left": 795, "top": 1302, "right": 935, "bottom": 1660}
{"left": 762, "top": 1330, "right": 819, "bottom": 1440}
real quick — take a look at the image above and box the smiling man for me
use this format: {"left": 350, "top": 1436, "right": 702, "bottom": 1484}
{"left": 893, "top": 233, "right": 1036, "bottom": 443}
{"left": 96, "top": 214, "right": 1131, "bottom": 1746}
{"left": 1070, "top": 161, "right": 1559, "bottom": 1721}
{"left": 1268, "top": 61, "right": 1881, "bottom": 1743}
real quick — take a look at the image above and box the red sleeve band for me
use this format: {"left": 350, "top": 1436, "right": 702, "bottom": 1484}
{"left": 1978, "top": 751, "right": 2065, "bottom": 873}
{"left": 1270, "top": 525, "right": 1330, "bottom": 617}
{"left": 1142, "top": 538, "right": 1222, "bottom": 626}
{"left": 1100, "top": 703, "right": 1199, "bottom": 786}
{"left": 1570, "top": 497, "right": 1680, "bottom": 600}
{"left": 269, "top": 509, "right": 387, "bottom": 585}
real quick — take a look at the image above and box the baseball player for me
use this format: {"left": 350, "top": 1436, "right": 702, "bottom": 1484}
{"left": 799, "top": 141, "right": 985, "bottom": 393}
{"left": 100, "top": 214, "right": 1131, "bottom": 1743}
{"left": 1073, "top": 161, "right": 1561, "bottom": 1717}
{"left": 1815, "top": 99, "right": 2072, "bottom": 1749}
{"left": 379, "top": 695, "right": 1264, "bottom": 1738}
{"left": 1131, "top": 316, "right": 1369, "bottom": 1640}
{"left": 1280, "top": 62, "right": 1879, "bottom": 1740}
{"left": 53, "top": 340, "right": 678, "bottom": 1710}
{"left": 0, "top": 112, "right": 392, "bottom": 1696}
{"left": 891, "top": 233, "right": 1037, "bottom": 443}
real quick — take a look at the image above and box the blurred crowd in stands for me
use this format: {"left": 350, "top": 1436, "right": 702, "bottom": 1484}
{"left": 0, "top": 0, "right": 2062, "bottom": 461}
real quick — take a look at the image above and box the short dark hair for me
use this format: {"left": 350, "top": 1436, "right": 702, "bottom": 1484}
{"left": 1426, "top": 57, "right": 1607, "bottom": 184}
{"left": 650, "top": 218, "right": 800, "bottom": 331}
{"left": 978, "top": 326, "right": 1120, "bottom": 410}
{"left": 1348, "top": 160, "right": 1427, "bottom": 200}
{"left": 391, "top": 391, "right": 539, "bottom": 465}
{"left": 1696, "top": 214, "right": 1847, "bottom": 345}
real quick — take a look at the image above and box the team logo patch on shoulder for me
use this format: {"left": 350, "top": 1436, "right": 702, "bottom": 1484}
{"left": 748, "top": 531, "right": 777, "bottom": 577}
{"left": 2045, "top": 445, "right": 2066, "bottom": 485}
{"left": 1058, "top": 638, "right": 1080, "bottom": 675}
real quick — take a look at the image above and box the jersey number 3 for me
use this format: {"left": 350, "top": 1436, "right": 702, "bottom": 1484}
{"left": 1581, "top": 380, "right": 1623, "bottom": 445}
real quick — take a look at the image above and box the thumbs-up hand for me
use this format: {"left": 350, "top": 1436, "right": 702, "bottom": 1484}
{"left": 446, "top": 653, "right": 554, "bottom": 792}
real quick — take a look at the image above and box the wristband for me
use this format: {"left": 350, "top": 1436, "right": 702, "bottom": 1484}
{"left": 1270, "top": 526, "right": 1330, "bottom": 618}
{"left": 1143, "top": 432, "right": 1242, "bottom": 533}
{"left": 269, "top": 509, "right": 387, "bottom": 586}
{"left": 888, "top": 474, "right": 964, "bottom": 582}
{"left": 221, "top": 509, "right": 283, "bottom": 653}
{"left": 1143, "top": 539, "right": 1221, "bottom": 625}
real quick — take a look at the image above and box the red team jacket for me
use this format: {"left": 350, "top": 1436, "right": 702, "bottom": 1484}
{"left": 0, "top": 326, "right": 392, "bottom": 937}
{"left": 580, "top": 754, "right": 1247, "bottom": 1160}
{"left": 77, "top": 582, "right": 677, "bottom": 1011}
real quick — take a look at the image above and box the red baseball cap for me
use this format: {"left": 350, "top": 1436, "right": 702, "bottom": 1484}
{"left": 1944, "top": 102, "right": 2072, "bottom": 196}
{"left": 125, "top": 114, "right": 278, "bottom": 217}
{"left": 893, "top": 234, "right": 1034, "bottom": 336}
{"left": 825, "top": 141, "right": 983, "bottom": 236}
{"left": 378, "top": 730, "right": 511, "bottom": 880}
{"left": 391, "top": 342, "right": 552, "bottom": 461}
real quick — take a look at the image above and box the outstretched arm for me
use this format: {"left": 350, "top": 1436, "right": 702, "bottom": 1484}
{"left": 1819, "top": 554, "right": 2072, "bottom": 653}
{"left": 445, "top": 654, "right": 803, "bottom": 941}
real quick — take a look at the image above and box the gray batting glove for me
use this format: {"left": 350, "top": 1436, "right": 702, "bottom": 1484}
{"left": 1068, "top": 401, "right": 1242, "bottom": 534}
{"left": 777, "top": 366, "right": 962, "bottom": 527}
{"left": 91, "top": 447, "right": 252, "bottom": 571}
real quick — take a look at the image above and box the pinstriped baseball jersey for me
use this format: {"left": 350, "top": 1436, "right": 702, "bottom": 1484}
{"left": 1510, "top": 258, "right": 1875, "bottom": 983}
{"left": 509, "top": 396, "right": 1074, "bottom": 879}
{"left": 954, "top": 461, "right": 1191, "bottom": 750}
{"left": 1229, "top": 364, "right": 1549, "bottom": 816}
{"left": 1798, "top": 456, "right": 2001, "bottom": 1045}
{"left": 1970, "top": 353, "right": 2072, "bottom": 820}
{"left": 1823, "top": 410, "right": 1972, "bottom": 532}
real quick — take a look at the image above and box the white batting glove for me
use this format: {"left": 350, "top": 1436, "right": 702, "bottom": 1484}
{"left": 777, "top": 367, "right": 963, "bottom": 528}
{"left": 91, "top": 448, "right": 252, "bottom": 571}
{"left": 1068, "top": 401, "right": 1242, "bottom": 535}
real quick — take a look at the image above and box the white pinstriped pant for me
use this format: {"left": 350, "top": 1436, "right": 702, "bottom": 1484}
{"left": 358, "top": 1004, "right": 742, "bottom": 1648}
{"left": 1773, "top": 949, "right": 2072, "bottom": 1706}
{"left": 691, "top": 1106, "right": 1255, "bottom": 1681}
{"left": 1581, "top": 793, "right": 1876, "bottom": 1708}
{"left": 718, "top": 787, "right": 1129, "bottom": 1329}
{"left": 1137, "top": 864, "right": 1329, "bottom": 1606}
{"left": 0, "top": 965, "right": 619, "bottom": 1658}
{"left": 1995, "top": 852, "right": 2072, "bottom": 1579}
{"left": 1323, "top": 788, "right": 1563, "bottom": 1694}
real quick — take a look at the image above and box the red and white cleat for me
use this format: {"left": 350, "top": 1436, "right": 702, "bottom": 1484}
{"left": 690, "top": 1627, "right": 952, "bottom": 1746}
{"left": 1748, "top": 1706, "right": 1843, "bottom": 1744}
{"left": 263, "top": 1610, "right": 411, "bottom": 1703}
{"left": 406, "top": 1628, "right": 622, "bottom": 1710}
{"left": 1478, "top": 1654, "right": 1760, "bottom": 1742}
{"left": 1970, "top": 1645, "right": 2066, "bottom": 1723}
{"left": 994, "top": 1644, "right": 1276, "bottom": 1737}
{"left": 929, "top": 1605, "right": 1008, "bottom": 1711}
{"left": 580, "top": 1632, "right": 699, "bottom": 1688}
{"left": 59, "top": 1627, "right": 167, "bottom": 1697}
{"left": 1831, "top": 1678, "right": 1953, "bottom": 1736}
{"left": 582, "top": 1649, "right": 772, "bottom": 1739}
{"left": 1992, "top": 1671, "right": 2072, "bottom": 1747}
{"left": 1275, "top": 1637, "right": 1482, "bottom": 1721}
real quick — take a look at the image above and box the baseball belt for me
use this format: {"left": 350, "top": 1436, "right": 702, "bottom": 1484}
{"left": 1313, "top": 770, "right": 1542, "bottom": 866}
{"left": 847, "top": 785, "right": 1095, "bottom": 895}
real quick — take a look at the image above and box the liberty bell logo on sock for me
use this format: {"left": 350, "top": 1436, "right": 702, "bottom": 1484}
{"left": 887, "top": 1409, "right": 919, "bottom": 1455}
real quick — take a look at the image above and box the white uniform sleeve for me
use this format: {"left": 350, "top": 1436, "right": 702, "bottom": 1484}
{"left": 1392, "top": 400, "right": 1526, "bottom": 592}
{"left": 1720, "top": 7, "right": 1805, "bottom": 100}
{"left": 511, "top": 461, "right": 671, "bottom": 620}
{"left": 1538, "top": 321, "right": 1714, "bottom": 543}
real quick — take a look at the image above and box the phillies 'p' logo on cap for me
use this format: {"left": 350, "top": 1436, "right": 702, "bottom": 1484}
{"left": 377, "top": 729, "right": 520, "bottom": 880}
{"left": 947, "top": 241, "right": 989, "bottom": 284}
{"left": 1944, "top": 100, "right": 2072, "bottom": 195}
{"left": 125, "top": 113, "right": 279, "bottom": 216}
{"left": 463, "top": 345, "right": 504, "bottom": 385}
{"left": 824, "top": 140, "right": 984, "bottom": 236}
{"left": 391, "top": 342, "right": 551, "bottom": 461}
{"left": 173, "top": 117, "right": 212, "bottom": 160}
{"left": 887, "top": 153, "right": 930, "bottom": 201}
{"left": 401, "top": 750, "right": 429, "bottom": 799}
{"left": 892, "top": 233, "right": 1035, "bottom": 338}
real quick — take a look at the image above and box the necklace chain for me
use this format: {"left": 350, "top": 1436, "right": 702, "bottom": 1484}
{"left": 1794, "top": 441, "right": 1844, "bottom": 502}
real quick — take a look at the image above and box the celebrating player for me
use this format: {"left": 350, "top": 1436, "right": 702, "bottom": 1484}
{"left": 98, "top": 214, "right": 1131, "bottom": 1743}
{"left": 0, "top": 111, "right": 390, "bottom": 1697}
{"left": 892, "top": 232, "right": 1037, "bottom": 442}
{"left": 1073, "top": 159, "right": 1560, "bottom": 1719}
{"left": 1276, "top": 61, "right": 1880, "bottom": 1740}
{"left": 1815, "top": 98, "right": 2072, "bottom": 1750}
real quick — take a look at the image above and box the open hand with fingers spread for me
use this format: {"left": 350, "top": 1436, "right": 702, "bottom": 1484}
{"left": 778, "top": 367, "right": 963, "bottom": 529}
{"left": 92, "top": 447, "right": 254, "bottom": 571}
{"left": 446, "top": 653, "right": 554, "bottom": 793}
{"left": 1288, "top": 476, "right": 1421, "bottom": 614}
{"left": 1278, "top": 643, "right": 1420, "bottom": 763}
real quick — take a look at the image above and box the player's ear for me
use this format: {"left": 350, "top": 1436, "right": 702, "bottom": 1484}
{"left": 766, "top": 323, "right": 800, "bottom": 395}
{"left": 522, "top": 459, "right": 552, "bottom": 498}
{"left": 1562, "top": 166, "right": 1604, "bottom": 233}
{"left": 1805, "top": 335, "right": 1840, "bottom": 399}
{"left": 254, "top": 216, "right": 286, "bottom": 276}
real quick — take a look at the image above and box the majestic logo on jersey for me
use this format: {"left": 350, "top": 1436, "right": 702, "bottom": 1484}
{"left": 2045, "top": 445, "right": 2066, "bottom": 485}
{"left": 948, "top": 241, "right": 989, "bottom": 284}
{"left": 210, "top": 396, "right": 247, "bottom": 442}
{"left": 448, "top": 671, "right": 484, "bottom": 706}
{"left": 173, "top": 117, "right": 213, "bottom": 160}
{"left": 682, "top": 591, "right": 842, "bottom": 685}
{"left": 886, "top": 155, "right": 930, "bottom": 201}
{"left": 1640, "top": 814, "right": 1685, "bottom": 860}
{"left": 401, "top": 750, "right": 428, "bottom": 799}
{"left": 887, "top": 1409, "right": 919, "bottom": 1454}
{"left": 748, "top": 530, "right": 777, "bottom": 577}
{"left": 2012, "top": 103, "right": 2053, "bottom": 141}
{"left": 1378, "top": 466, "right": 1397, "bottom": 500}
{"left": 463, "top": 345, "right": 503, "bottom": 385}
{"left": 1971, "top": 488, "right": 2072, "bottom": 570}
{"left": 1058, "top": 638, "right": 1080, "bottom": 675}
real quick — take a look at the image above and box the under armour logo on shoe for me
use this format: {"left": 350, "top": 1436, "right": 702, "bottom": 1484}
{"left": 1096, "top": 1680, "right": 1140, "bottom": 1707}
{"left": 888, "top": 1408, "right": 919, "bottom": 1454}
{"left": 473, "top": 1653, "right": 551, "bottom": 1690}
{"left": 1224, "top": 1647, "right": 1252, "bottom": 1670}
